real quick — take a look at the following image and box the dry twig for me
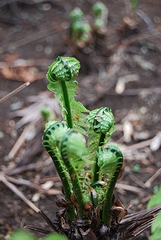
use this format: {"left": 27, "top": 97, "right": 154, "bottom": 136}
{"left": 0, "top": 82, "right": 30, "bottom": 103}
{"left": 144, "top": 168, "right": 161, "bottom": 188}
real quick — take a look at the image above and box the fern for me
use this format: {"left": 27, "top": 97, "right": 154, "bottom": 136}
{"left": 46, "top": 56, "right": 89, "bottom": 135}
{"left": 43, "top": 56, "right": 125, "bottom": 230}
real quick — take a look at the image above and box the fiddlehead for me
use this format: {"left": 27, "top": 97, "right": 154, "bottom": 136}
{"left": 46, "top": 56, "right": 89, "bottom": 134}
{"left": 42, "top": 121, "right": 76, "bottom": 221}
{"left": 97, "top": 145, "right": 123, "bottom": 225}
{"left": 87, "top": 107, "right": 115, "bottom": 182}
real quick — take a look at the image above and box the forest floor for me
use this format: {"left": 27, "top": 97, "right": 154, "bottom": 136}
{"left": 0, "top": 1, "right": 161, "bottom": 239}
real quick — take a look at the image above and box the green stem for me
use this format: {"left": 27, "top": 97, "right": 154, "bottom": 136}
{"left": 43, "top": 148, "right": 76, "bottom": 221}
{"left": 61, "top": 81, "right": 73, "bottom": 129}
{"left": 102, "top": 156, "right": 123, "bottom": 225}
{"left": 93, "top": 133, "right": 106, "bottom": 182}
{"left": 66, "top": 161, "right": 88, "bottom": 219}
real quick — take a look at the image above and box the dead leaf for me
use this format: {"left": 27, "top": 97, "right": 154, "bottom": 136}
{"left": 0, "top": 56, "right": 45, "bottom": 82}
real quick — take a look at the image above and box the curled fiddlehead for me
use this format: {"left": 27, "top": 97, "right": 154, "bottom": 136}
{"left": 46, "top": 56, "right": 89, "bottom": 134}
{"left": 47, "top": 56, "right": 80, "bottom": 82}
{"left": 87, "top": 107, "right": 115, "bottom": 182}
{"left": 42, "top": 121, "right": 71, "bottom": 194}
{"left": 42, "top": 121, "right": 75, "bottom": 221}
{"left": 97, "top": 145, "right": 124, "bottom": 225}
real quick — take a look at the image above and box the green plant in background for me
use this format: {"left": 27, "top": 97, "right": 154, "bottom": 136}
{"left": 69, "top": 8, "right": 91, "bottom": 48}
{"left": 42, "top": 56, "right": 124, "bottom": 239}
{"left": 147, "top": 188, "right": 161, "bottom": 239}
{"left": 129, "top": 0, "right": 138, "bottom": 11}
{"left": 132, "top": 163, "right": 140, "bottom": 173}
{"left": 40, "top": 106, "right": 52, "bottom": 122}
{"left": 92, "top": 2, "right": 108, "bottom": 34}
{"left": 9, "top": 230, "right": 68, "bottom": 240}
{"left": 69, "top": 2, "right": 108, "bottom": 47}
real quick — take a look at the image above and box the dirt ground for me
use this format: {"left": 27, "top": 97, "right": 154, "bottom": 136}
{"left": 0, "top": 0, "right": 161, "bottom": 239}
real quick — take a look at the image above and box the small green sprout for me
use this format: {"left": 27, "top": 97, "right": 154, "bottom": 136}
{"left": 69, "top": 7, "right": 83, "bottom": 22}
{"left": 132, "top": 163, "right": 140, "bottom": 173}
{"left": 40, "top": 106, "right": 51, "bottom": 122}
{"left": 92, "top": 2, "right": 108, "bottom": 34}
{"left": 130, "top": 0, "right": 138, "bottom": 11}
{"left": 69, "top": 8, "right": 91, "bottom": 48}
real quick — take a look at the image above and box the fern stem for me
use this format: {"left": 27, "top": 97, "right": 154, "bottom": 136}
{"left": 102, "top": 148, "right": 123, "bottom": 225}
{"left": 102, "top": 167, "right": 120, "bottom": 225}
{"left": 48, "top": 153, "right": 76, "bottom": 221}
{"left": 60, "top": 81, "right": 73, "bottom": 128}
{"left": 93, "top": 133, "right": 106, "bottom": 182}
{"left": 65, "top": 160, "right": 88, "bottom": 219}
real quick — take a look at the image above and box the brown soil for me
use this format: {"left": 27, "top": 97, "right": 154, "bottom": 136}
{"left": 0, "top": 1, "right": 161, "bottom": 239}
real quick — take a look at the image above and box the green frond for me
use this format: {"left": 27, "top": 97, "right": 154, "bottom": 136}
{"left": 43, "top": 121, "right": 69, "bottom": 161}
{"left": 87, "top": 133, "right": 101, "bottom": 163}
{"left": 46, "top": 57, "right": 89, "bottom": 134}
{"left": 90, "top": 144, "right": 123, "bottom": 213}
{"left": 97, "top": 145, "right": 123, "bottom": 178}
{"left": 61, "top": 129, "right": 88, "bottom": 169}
{"left": 42, "top": 121, "right": 73, "bottom": 199}
{"left": 60, "top": 129, "right": 92, "bottom": 218}
{"left": 87, "top": 107, "right": 115, "bottom": 182}
{"left": 70, "top": 98, "right": 89, "bottom": 135}
{"left": 97, "top": 145, "right": 123, "bottom": 225}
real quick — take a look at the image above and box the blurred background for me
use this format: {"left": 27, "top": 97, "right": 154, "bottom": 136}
{"left": 0, "top": 0, "right": 161, "bottom": 239}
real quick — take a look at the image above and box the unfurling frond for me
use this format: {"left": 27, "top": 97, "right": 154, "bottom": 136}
{"left": 46, "top": 56, "right": 89, "bottom": 135}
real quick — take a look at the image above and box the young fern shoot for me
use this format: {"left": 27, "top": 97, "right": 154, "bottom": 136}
{"left": 97, "top": 146, "right": 123, "bottom": 225}
{"left": 46, "top": 56, "right": 89, "bottom": 134}
{"left": 43, "top": 121, "right": 76, "bottom": 221}
{"left": 43, "top": 56, "right": 125, "bottom": 237}
{"left": 87, "top": 107, "right": 115, "bottom": 183}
